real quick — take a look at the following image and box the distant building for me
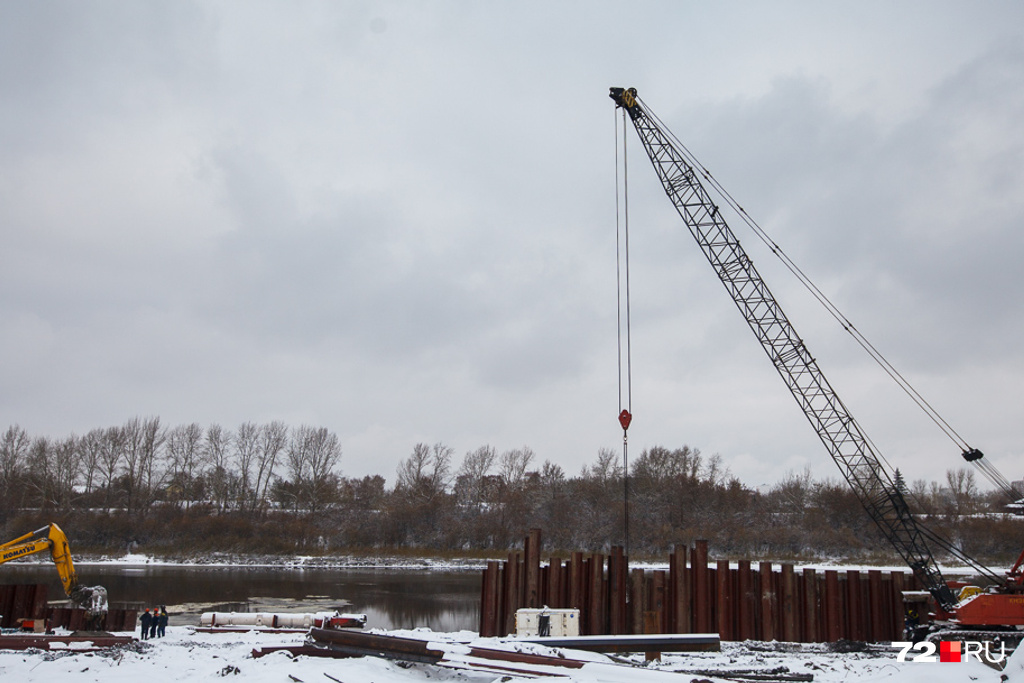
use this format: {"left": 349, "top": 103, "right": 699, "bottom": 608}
{"left": 1007, "top": 479, "right": 1024, "bottom": 514}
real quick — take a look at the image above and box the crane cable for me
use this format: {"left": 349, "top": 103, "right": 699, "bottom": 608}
{"left": 615, "top": 106, "right": 633, "bottom": 554}
{"left": 637, "top": 96, "right": 1022, "bottom": 502}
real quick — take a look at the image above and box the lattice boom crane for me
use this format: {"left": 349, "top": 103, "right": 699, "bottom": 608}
{"left": 609, "top": 86, "right": 1024, "bottom": 628}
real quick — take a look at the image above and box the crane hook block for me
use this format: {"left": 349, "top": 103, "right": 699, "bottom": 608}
{"left": 618, "top": 409, "right": 633, "bottom": 431}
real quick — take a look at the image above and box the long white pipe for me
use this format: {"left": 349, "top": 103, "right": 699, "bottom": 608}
{"left": 200, "top": 611, "right": 366, "bottom": 629}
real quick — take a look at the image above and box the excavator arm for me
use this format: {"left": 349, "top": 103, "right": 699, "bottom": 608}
{"left": 0, "top": 524, "right": 108, "bottom": 618}
{"left": 609, "top": 87, "right": 960, "bottom": 612}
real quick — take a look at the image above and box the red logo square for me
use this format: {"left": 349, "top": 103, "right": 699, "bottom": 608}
{"left": 939, "top": 640, "right": 962, "bottom": 663}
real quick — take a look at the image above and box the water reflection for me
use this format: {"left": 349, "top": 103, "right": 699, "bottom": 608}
{"left": 0, "top": 564, "right": 481, "bottom": 632}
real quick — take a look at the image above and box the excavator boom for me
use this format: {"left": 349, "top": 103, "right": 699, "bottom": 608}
{"left": 0, "top": 523, "right": 108, "bottom": 618}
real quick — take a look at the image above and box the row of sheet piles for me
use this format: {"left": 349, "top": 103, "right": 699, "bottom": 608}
{"left": 0, "top": 584, "right": 137, "bottom": 632}
{"left": 479, "top": 529, "right": 915, "bottom": 643}
{"left": 46, "top": 606, "right": 138, "bottom": 632}
{"left": 0, "top": 583, "right": 49, "bottom": 628}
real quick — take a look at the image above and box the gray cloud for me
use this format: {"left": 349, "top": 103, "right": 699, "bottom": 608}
{"left": 3, "top": 1, "right": 1024, "bottom": 489}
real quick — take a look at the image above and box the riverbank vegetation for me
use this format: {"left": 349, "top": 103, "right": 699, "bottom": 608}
{"left": 2, "top": 420, "right": 1021, "bottom": 566}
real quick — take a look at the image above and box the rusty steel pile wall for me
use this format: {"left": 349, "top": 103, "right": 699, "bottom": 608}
{"left": 479, "top": 529, "right": 915, "bottom": 643}
{"left": 46, "top": 606, "right": 138, "bottom": 632}
{"left": 0, "top": 584, "right": 137, "bottom": 632}
{"left": 0, "top": 584, "right": 49, "bottom": 628}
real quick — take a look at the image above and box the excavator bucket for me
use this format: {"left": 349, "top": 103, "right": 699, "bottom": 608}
{"left": 71, "top": 584, "right": 109, "bottom": 618}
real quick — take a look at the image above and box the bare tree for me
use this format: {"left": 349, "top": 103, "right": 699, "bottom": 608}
{"left": 769, "top": 468, "right": 814, "bottom": 514}
{"left": 305, "top": 428, "right": 342, "bottom": 510}
{"left": 138, "top": 416, "right": 166, "bottom": 509}
{"left": 391, "top": 442, "right": 456, "bottom": 548}
{"left": 26, "top": 436, "right": 53, "bottom": 509}
{"left": 584, "top": 447, "right": 623, "bottom": 482}
{"left": 204, "top": 424, "right": 232, "bottom": 470}
{"left": 455, "top": 445, "right": 497, "bottom": 505}
{"left": 704, "top": 453, "right": 726, "bottom": 486}
{"left": 631, "top": 445, "right": 704, "bottom": 483}
{"left": 539, "top": 460, "right": 565, "bottom": 483}
{"left": 396, "top": 442, "right": 453, "bottom": 502}
{"left": 499, "top": 446, "right": 535, "bottom": 491}
{"left": 431, "top": 442, "right": 454, "bottom": 490}
{"left": 23, "top": 434, "right": 80, "bottom": 510}
{"left": 285, "top": 429, "right": 311, "bottom": 496}
{"left": 571, "top": 448, "right": 628, "bottom": 550}
{"left": 97, "top": 426, "right": 126, "bottom": 508}
{"left": 0, "top": 425, "right": 30, "bottom": 511}
{"left": 254, "top": 421, "right": 287, "bottom": 512}
{"left": 50, "top": 435, "right": 81, "bottom": 510}
{"left": 165, "top": 422, "right": 204, "bottom": 506}
{"left": 396, "top": 443, "right": 430, "bottom": 491}
{"left": 204, "top": 424, "right": 234, "bottom": 512}
{"left": 120, "top": 417, "right": 145, "bottom": 512}
{"left": 234, "top": 422, "right": 259, "bottom": 510}
{"left": 78, "top": 428, "right": 106, "bottom": 495}
{"left": 286, "top": 425, "right": 342, "bottom": 513}
{"left": 120, "top": 417, "right": 165, "bottom": 514}
{"left": 946, "top": 467, "right": 979, "bottom": 519}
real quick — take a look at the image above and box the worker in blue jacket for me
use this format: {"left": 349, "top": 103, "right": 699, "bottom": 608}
{"left": 157, "top": 606, "right": 168, "bottom": 637}
{"left": 139, "top": 609, "right": 152, "bottom": 640}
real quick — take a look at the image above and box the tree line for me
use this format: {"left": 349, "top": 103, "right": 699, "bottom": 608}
{"left": 1, "top": 420, "right": 1020, "bottom": 565}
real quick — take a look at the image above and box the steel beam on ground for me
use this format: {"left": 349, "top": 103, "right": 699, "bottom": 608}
{"left": 517, "top": 633, "right": 721, "bottom": 653}
{"left": 0, "top": 634, "right": 134, "bottom": 651}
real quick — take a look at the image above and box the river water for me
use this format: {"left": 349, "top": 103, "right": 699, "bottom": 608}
{"left": 1, "top": 563, "right": 482, "bottom": 632}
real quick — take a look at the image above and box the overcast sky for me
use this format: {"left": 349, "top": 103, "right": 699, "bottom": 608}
{"left": 3, "top": 1, "right": 1024, "bottom": 490}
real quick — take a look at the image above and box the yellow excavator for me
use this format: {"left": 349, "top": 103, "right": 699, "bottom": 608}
{"left": 0, "top": 523, "right": 108, "bottom": 623}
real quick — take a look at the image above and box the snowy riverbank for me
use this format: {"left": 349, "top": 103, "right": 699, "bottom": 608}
{"left": 73, "top": 552, "right": 491, "bottom": 570}
{"left": 68, "top": 551, "right": 986, "bottom": 578}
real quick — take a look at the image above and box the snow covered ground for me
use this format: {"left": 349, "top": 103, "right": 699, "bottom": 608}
{"left": 0, "top": 626, "right": 1020, "bottom": 682}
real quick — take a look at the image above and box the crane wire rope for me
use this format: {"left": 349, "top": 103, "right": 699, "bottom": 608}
{"left": 918, "top": 524, "right": 1004, "bottom": 584}
{"left": 636, "top": 96, "right": 1022, "bottom": 502}
{"left": 615, "top": 106, "right": 633, "bottom": 555}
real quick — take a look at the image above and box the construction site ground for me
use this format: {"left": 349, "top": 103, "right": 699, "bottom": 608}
{"left": 0, "top": 626, "right": 1021, "bottom": 682}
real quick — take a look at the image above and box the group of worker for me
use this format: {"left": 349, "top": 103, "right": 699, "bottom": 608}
{"left": 139, "top": 606, "right": 168, "bottom": 639}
